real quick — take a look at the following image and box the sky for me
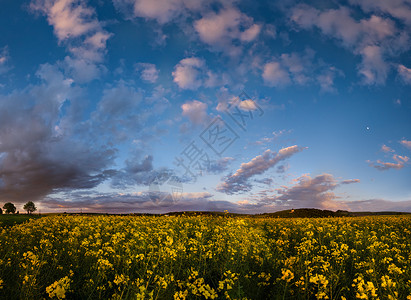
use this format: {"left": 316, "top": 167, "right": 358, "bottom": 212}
{"left": 0, "top": 0, "right": 410, "bottom": 214}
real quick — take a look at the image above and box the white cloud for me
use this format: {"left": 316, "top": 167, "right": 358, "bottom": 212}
{"left": 238, "top": 99, "right": 258, "bottom": 111}
{"left": 172, "top": 57, "right": 205, "bottom": 89}
{"left": 181, "top": 100, "right": 208, "bottom": 125}
{"left": 136, "top": 63, "right": 159, "bottom": 83}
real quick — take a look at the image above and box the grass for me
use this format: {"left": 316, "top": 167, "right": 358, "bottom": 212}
{"left": 0, "top": 214, "right": 42, "bottom": 227}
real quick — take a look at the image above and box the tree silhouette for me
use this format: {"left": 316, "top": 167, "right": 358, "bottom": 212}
{"left": 23, "top": 201, "right": 37, "bottom": 214}
{"left": 3, "top": 202, "right": 16, "bottom": 214}
{"left": 0, "top": 207, "right": 2, "bottom": 214}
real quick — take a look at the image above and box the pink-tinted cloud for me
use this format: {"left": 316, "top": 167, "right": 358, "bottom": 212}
{"left": 31, "top": 0, "right": 100, "bottom": 41}
{"left": 341, "top": 179, "right": 361, "bottom": 184}
{"left": 262, "top": 61, "right": 290, "bottom": 87}
{"left": 381, "top": 144, "right": 394, "bottom": 153}
{"left": 262, "top": 50, "right": 342, "bottom": 91}
{"left": 254, "top": 173, "right": 360, "bottom": 210}
{"left": 348, "top": 0, "right": 411, "bottom": 25}
{"left": 400, "top": 139, "right": 411, "bottom": 150}
{"left": 181, "top": 100, "right": 208, "bottom": 125}
{"left": 0, "top": 47, "right": 11, "bottom": 75}
{"left": 368, "top": 154, "right": 409, "bottom": 170}
{"left": 398, "top": 65, "right": 411, "bottom": 84}
{"left": 172, "top": 57, "right": 205, "bottom": 89}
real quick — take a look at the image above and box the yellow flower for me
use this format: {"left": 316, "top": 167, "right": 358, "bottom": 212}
{"left": 280, "top": 269, "right": 294, "bottom": 282}
{"left": 46, "top": 276, "right": 71, "bottom": 299}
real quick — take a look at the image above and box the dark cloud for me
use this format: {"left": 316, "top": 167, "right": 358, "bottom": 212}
{"left": 42, "top": 191, "right": 227, "bottom": 214}
{"left": 42, "top": 190, "right": 411, "bottom": 214}
{"left": 0, "top": 64, "right": 118, "bottom": 203}
{"left": 276, "top": 164, "right": 289, "bottom": 174}
{"left": 254, "top": 177, "right": 273, "bottom": 186}
{"left": 207, "top": 157, "right": 234, "bottom": 174}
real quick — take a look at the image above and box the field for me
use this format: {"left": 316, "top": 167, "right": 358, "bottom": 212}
{"left": 1, "top": 215, "right": 411, "bottom": 299}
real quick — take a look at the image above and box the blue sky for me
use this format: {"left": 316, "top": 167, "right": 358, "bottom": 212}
{"left": 0, "top": 0, "right": 410, "bottom": 213}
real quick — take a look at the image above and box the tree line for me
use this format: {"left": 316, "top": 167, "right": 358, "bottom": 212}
{"left": 0, "top": 201, "right": 37, "bottom": 215}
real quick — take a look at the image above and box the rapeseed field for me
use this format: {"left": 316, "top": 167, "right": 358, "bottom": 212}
{"left": 1, "top": 215, "right": 410, "bottom": 299}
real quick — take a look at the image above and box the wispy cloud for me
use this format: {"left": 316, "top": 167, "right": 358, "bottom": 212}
{"left": 252, "top": 129, "right": 293, "bottom": 146}
{"left": 381, "top": 144, "right": 394, "bottom": 153}
{"left": 368, "top": 154, "right": 409, "bottom": 170}
{"left": 217, "top": 145, "right": 306, "bottom": 194}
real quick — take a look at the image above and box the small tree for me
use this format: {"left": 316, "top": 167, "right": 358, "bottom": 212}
{"left": 23, "top": 201, "right": 37, "bottom": 214}
{"left": 0, "top": 207, "right": 2, "bottom": 214}
{"left": 3, "top": 202, "right": 16, "bottom": 214}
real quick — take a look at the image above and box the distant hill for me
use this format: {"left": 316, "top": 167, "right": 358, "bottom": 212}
{"left": 163, "top": 208, "right": 411, "bottom": 218}
{"left": 5, "top": 209, "right": 409, "bottom": 220}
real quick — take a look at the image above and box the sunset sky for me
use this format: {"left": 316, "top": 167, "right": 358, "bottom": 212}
{"left": 0, "top": 0, "right": 410, "bottom": 213}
